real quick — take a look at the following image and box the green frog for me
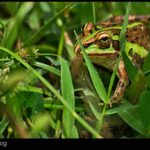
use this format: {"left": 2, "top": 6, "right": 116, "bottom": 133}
{"left": 74, "top": 15, "right": 150, "bottom": 106}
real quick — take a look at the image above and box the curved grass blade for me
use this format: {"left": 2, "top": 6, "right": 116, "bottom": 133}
{"left": 74, "top": 30, "right": 107, "bottom": 103}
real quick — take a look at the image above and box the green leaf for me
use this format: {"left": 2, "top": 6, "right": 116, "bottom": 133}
{"left": 57, "top": 27, "right": 64, "bottom": 57}
{"left": 74, "top": 30, "right": 107, "bottom": 103}
{"left": 146, "top": 75, "right": 150, "bottom": 89}
{"left": 24, "top": 2, "right": 73, "bottom": 46}
{"left": 71, "top": 125, "right": 79, "bottom": 138}
{"left": 32, "top": 113, "right": 50, "bottom": 132}
{"left": 60, "top": 57, "right": 75, "bottom": 138}
{"left": 92, "top": 2, "right": 96, "bottom": 24}
{"left": 16, "top": 92, "right": 44, "bottom": 118}
{"left": 30, "top": 130, "right": 48, "bottom": 138}
{"left": 6, "top": 93, "right": 23, "bottom": 121}
{"left": 106, "top": 99, "right": 138, "bottom": 115}
{"left": 143, "top": 52, "right": 150, "bottom": 75}
{"left": 126, "top": 70, "right": 147, "bottom": 104}
{"left": 119, "top": 2, "right": 130, "bottom": 52}
{"left": 122, "top": 51, "right": 137, "bottom": 81}
{"left": 33, "top": 61, "right": 61, "bottom": 77}
{"left": 118, "top": 106, "right": 145, "bottom": 135}
{"left": 0, "top": 117, "right": 9, "bottom": 136}
{"left": 1, "top": 2, "right": 34, "bottom": 49}
{"left": 84, "top": 88, "right": 101, "bottom": 120}
{"left": 138, "top": 90, "right": 150, "bottom": 136}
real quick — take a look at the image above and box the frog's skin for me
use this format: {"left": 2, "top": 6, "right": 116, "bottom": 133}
{"left": 75, "top": 15, "right": 150, "bottom": 106}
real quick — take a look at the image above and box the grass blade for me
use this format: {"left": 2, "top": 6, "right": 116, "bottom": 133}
{"left": 118, "top": 107, "right": 145, "bottom": 135}
{"left": 33, "top": 61, "right": 60, "bottom": 77}
{"left": 92, "top": 2, "right": 96, "bottom": 24}
{"left": 74, "top": 30, "right": 107, "bottom": 103}
{"left": 57, "top": 27, "right": 65, "bottom": 57}
{"left": 138, "top": 90, "right": 150, "bottom": 136}
{"left": 126, "top": 70, "right": 146, "bottom": 104}
{"left": 143, "top": 51, "right": 150, "bottom": 74}
{"left": 119, "top": 2, "right": 130, "bottom": 53}
{"left": 60, "top": 57, "right": 76, "bottom": 138}
{"left": 24, "top": 2, "right": 73, "bottom": 46}
{"left": 1, "top": 2, "right": 34, "bottom": 49}
{"left": 122, "top": 51, "right": 137, "bottom": 81}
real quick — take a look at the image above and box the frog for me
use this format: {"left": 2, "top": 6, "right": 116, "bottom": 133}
{"left": 74, "top": 15, "right": 150, "bottom": 106}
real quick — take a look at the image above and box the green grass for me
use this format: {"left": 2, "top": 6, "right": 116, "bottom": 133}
{"left": 0, "top": 2, "right": 150, "bottom": 138}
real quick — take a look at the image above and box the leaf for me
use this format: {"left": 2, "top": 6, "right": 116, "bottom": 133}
{"left": 118, "top": 106, "right": 145, "bottom": 135}
{"left": 16, "top": 92, "right": 44, "bottom": 118}
{"left": 138, "top": 90, "right": 150, "bottom": 136}
{"left": 122, "top": 50, "right": 137, "bottom": 81}
{"left": 105, "top": 99, "right": 138, "bottom": 115}
{"left": 24, "top": 2, "right": 73, "bottom": 46}
{"left": 146, "top": 75, "right": 150, "bottom": 89}
{"left": 30, "top": 131, "right": 48, "bottom": 138}
{"left": 143, "top": 51, "right": 150, "bottom": 75}
{"left": 0, "top": 117, "right": 9, "bottom": 136}
{"left": 74, "top": 30, "right": 107, "bottom": 103}
{"left": 33, "top": 61, "right": 61, "bottom": 77}
{"left": 126, "top": 70, "right": 147, "bottom": 104}
{"left": 60, "top": 57, "right": 75, "bottom": 138}
{"left": 1, "top": 2, "right": 34, "bottom": 49}
{"left": 71, "top": 125, "right": 79, "bottom": 138}
{"left": 6, "top": 93, "right": 23, "bottom": 121}
{"left": 119, "top": 2, "right": 130, "bottom": 52}
{"left": 32, "top": 113, "right": 50, "bottom": 132}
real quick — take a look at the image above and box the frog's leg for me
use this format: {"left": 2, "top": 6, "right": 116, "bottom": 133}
{"left": 109, "top": 60, "right": 129, "bottom": 107}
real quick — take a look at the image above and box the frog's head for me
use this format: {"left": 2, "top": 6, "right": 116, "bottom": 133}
{"left": 75, "top": 22, "right": 120, "bottom": 70}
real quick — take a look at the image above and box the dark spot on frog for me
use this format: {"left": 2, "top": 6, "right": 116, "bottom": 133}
{"left": 112, "top": 40, "right": 120, "bottom": 51}
{"left": 112, "top": 96, "right": 117, "bottom": 101}
{"left": 83, "top": 43, "right": 90, "bottom": 48}
{"left": 119, "top": 81, "right": 124, "bottom": 87}
{"left": 133, "top": 27, "right": 138, "bottom": 31}
{"left": 135, "top": 17, "right": 141, "bottom": 21}
{"left": 128, "top": 48, "right": 133, "bottom": 56}
{"left": 115, "top": 91, "right": 120, "bottom": 97}
{"left": 131, "top": 52, "right": 145, "bottom": 68}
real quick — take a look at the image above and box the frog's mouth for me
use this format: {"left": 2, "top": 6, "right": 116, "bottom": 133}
{"left": 87, "top": 51, "right": 120, "bottom": 58}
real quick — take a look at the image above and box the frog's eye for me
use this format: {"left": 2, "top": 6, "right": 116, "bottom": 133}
{"left": 96, "top": 33, "right": 112, "bottom": 49}
{"left": 101, "top": 36, "right": 109, "bottom": 42}
{"left": 81, "top": 22, "right": 95, "bottom": 36}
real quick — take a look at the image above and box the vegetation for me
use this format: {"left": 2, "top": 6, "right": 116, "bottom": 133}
{"left": 0, "top": 2, "right": 150, "bottom": 138}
